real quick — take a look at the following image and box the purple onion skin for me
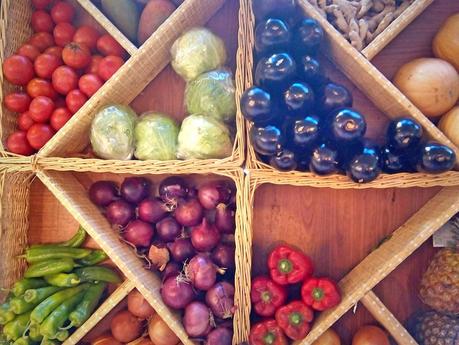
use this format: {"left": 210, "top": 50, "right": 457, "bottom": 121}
{"left": 106, "top": 200, "right": 135, "bottom": 226}
{"left": 198, "top": 182, "right": 233, "bottom": 210}
{"left": 212, "top": 244, "right": 235, "bottom": 271}
{"left": 186, "top": 254, "right": 217, "bottom": 291}
{"left": 156, "top": 216, "right": 182, "bottom": 242}
{"left": 167, "top": 238, "right": 196, "bottom": 263}
{"left": 191, "top": 218, "right": 221, "bottom": 252}
{"left": 206, "top": 327, "right": 233, "bottom": 345}
{"left": 120, "top": 177, "right": 150, "bottom": 204}
{"left": 161, "top": 276, "right": 195, "bottom": 310}
{"left": 174, "top": 198, "right": 204, "bottom": 227}
{"left": 183, "top": 301, "right": 214, "bottom": 338}
{"left": 205, "top": 282, "right": 235, "bottom": 319}
{"left": 124, "top": 220, "right": 154, "bottom": 247}
{"left": 138, "top": 197, "right": 169, "bottom": 223}
{"left": 159, "top": 177, "right": 188, "bottom": 204}
{"left": 89, "top": 181, "right": 119, "bottom": 207}
{"left": 215, "top": 204, "right": 236, "bottom": 234}
{"left": 161, "top": 262, "right": 181, "bottom": 282}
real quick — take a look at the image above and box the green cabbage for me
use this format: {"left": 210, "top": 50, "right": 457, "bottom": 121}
{"left": 90, "top": 104, "right": 137, "bottom": 160}
{"left": 171, "top": 27, "right": 227, "bottom": 81}
{"left": 134, "top": 113, "right": 179, "bottom": 161}
{"left": 185, "top": 69, "right": 236, "bottom": 123}
{"left": 177, "top": 114, "right": 232, "bottom": 159}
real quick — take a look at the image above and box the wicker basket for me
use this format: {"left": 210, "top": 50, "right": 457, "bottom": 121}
{"left": 243, "top": 0, "right": 459, "bottom": 188}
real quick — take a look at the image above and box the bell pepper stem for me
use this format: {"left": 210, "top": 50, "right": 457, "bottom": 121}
{"left": 261, "top": 291, "right": 272, "bottom": 303}
{"left": 312, "top": 287, "right": 324, "bottom": 301}
{"left": 263, "top": 332, "right": 275, "bottom": 345}
{"left": 289, "top": 312, "right": 303, "bottom": 326}
{"left": 278, "top": 259, "right": 292, "bottom": 274}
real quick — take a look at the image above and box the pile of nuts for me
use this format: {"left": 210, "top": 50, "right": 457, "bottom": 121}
{"left": 307, "top": 0, "right": 413, "bottom": 51}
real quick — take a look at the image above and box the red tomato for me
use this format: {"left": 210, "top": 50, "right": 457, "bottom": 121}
{"left": 74, "top": 25, "right": 100, "bottom": 51}
{"left": 27, "top": 78, "right": 57, "bottom": 99}
{"left": 31, "top": 10, "right": 54, "bottom": 33}
{"left": 44, "top": 46, "right": 63, "bottom": 58}
{"left": 7, "top": 131, "right": 35, "bottom": 155}
{"left": 32, "top": 0, "right": 53, "bottom": 10}
{"left": 34, "top": 53, "right": 62, "bottom": 79}
{"left": 29, "top": 32, "right": 55, "bottom": 52}
{"left": 98, "top": 55, "right": 124, "bottom": 81}
{"left": 85, "top": 55, "right": 103, "bottom": 74}
{"left": 66, "top": 89, "right": 87, "bottom": 114}
{"left": 78, "top": 73, "right": 103, "bottom": 97}
{"left": 17, "top": 44, "right": 41, "bottom": 62}
{"left": 51, "top": 1, "right": 75, "bottom": 24}
{"left": 50, "top": 107, "right": 72, "bottom": 130}
{"left": 53, "top": 22, "right": 76, "bottom": 47}
{"left": 62, "top": 42, "right": 91, "bottom": 69}
{"left": 29, "top": 96, "right": 55, "bottom": 122}
{"left": 18, "top": 112, "right": 35, "bottom": 131}
{"left": 52, "top": 65, "right": 78, "bottom": 94}
{"left": 96, "top": 34, "right": 126, "bottom": 57}
{"left": 4, "top": 92, "right": 31, "bottom": 113}
{"left": 27, "top": 123, "right": 55, "bottom": 150}
{"left": 3, "top": 55, "right": 35, "bottom": 86}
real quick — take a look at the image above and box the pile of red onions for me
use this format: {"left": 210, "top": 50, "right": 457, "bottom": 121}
{"left": 89, "top": 177, "right": 236, "bottom": 344}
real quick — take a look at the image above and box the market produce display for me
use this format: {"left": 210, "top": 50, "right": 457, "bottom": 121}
{"left": 0, "top": 227, "right": 121, "bottom": 344}
{"left": 250, "top": 244, "right": 341, "bottom": 343}
{"left": 241, "top": 2, "right": 457, "bottom": 182}
{"left": 89, "top": 176, "right": 236, "bottom": 343}
{"left": 2, "top": 0, "right": 127, "bottom": 156}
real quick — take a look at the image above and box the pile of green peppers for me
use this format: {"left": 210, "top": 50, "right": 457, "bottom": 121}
{"left": 0, "top": 227, "right": 122, "bottom": 345}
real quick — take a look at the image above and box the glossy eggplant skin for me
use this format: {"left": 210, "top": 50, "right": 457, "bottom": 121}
{"left": 255, "top": 53, "right": 297, "bottom": 92}
{"left": 416, "top": 142, "right": 456, "bottom": 174}
{"left": 327, "top": 108, "right": 366, "bottom": 142}
{"left": 255, "top": 18, "right": 291, "bottom": 55}
{"left": 240, "top": 86, "right": 275, "bottom": 125}
{"left": 253, "top": 0, "right": 297, "bottom": 21}
{"left": 270, "top": 149, "right": 297, "bottom": 171}
{"left": 250, "top": 125, "right": 284, "bottom": 156}
{"left": 386, "top": 118, "right": 423, "bottom": 151}
{"left": 318, "top": 83, "right": 353, "bottom": 115}
{"left": 309, "top": 142, "right": 339, "bottom": 175}
{"left": 286, "top": 115, "right": 320, "bottom": 149}
{"left": 283, "top": 82, "right": 315, "bottom": 116}
{"left": 347, "top": 141, "right": 381, "bottom": 183}
{"left": 381, "top": 145, "right": 412, "bottom": 174}
{"left": 299, "top": 55, "right": 326, "bottom": 86}
{"left": 293, "top": 18, "right": 324, "bottom": 54}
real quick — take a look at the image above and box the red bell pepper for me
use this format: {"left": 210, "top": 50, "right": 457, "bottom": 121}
{"left": 301, "top": 277, "right": 341, "bottom": 311}
{"left": 268, "top": 245, "right": 313, "bottom": 285}
{"left": 249, "top": 319, "right": 288, "bottom": 345}
{"left": 275, "top": 301, "right": 314, "bottom": 340}
{"left": 251, "top": 276, "right": 287, "bottom": 317}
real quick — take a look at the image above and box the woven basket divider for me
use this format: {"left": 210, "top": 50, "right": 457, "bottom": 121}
{"left": 242, "top": 171, "right": 459, "bottom": 344}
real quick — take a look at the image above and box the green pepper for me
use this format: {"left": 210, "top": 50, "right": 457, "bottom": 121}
{"left": 0, "top": 297, "right": 16, "bottom": 325}
{"left": 12, "top": 336, "right": 36, "bottom": 345}
{"left": 3, "top": 312, "right": 31, "bottom": 341}
{"left": 54, "top": 330, "right": 69, "bottom": 342}
{"left": 31, "top": 227, "right": 86, "bottom": 249}
{"left": 24, "top": 287, "right": 62, "bottom": 305}
{"left": 12, "top": 279, "right": 47, "bottom": 297}
{"left": 77, "top": 250, "right": 108, "bottom": 266}
{"left": 68, "top": 282, "right": 107, "bottom": 328}
{"left": 39, "top": 292, "right": 85, "bottom": 339}
{"left": 0, "top": 334, "right": 10, "bottom": 345}
{"left": 24, "top": 258, "right": 75, "bottom": 278}
{"left": 44, "top": 273, "right": 80, "bottom": 287}
{"left": 39, "top": 338, "right": 58, "bottom": 345}
{"left": 24, "top": 247, "right": 92, "bottom": 264}
{"left": 30, "top": 284, "right": 89, "bottom": 324}
{"left": 9, "top": 296, "right": 40, "bottom": 314}
{"left": 74, "top": 266, "right": 121, "bottom": 283}
{"left": 29, "top": 323, "right": 43, "bottom": 342}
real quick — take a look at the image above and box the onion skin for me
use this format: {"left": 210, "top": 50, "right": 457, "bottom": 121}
{"left": 183, "top": 301, "right": 214, "bottom": 338}
{"left": 124, "top": 220, "right": 154, "bottom": 247}
{"left": 191, "top": 218, "right": 221, "bottom": 252}
{"left": 156, "top": 216, "right": 182, "bottom": 242}
{"left": 128, "top": 289, "right": 156, "bottom": 319}
{"left": 168, "top": 237, "right": 196, "bottom": 263}
{"left": 205, "top": 281, "right": 235, "bottom": 319}
{"left": 198, "top": 181, "right": 233, "bottom": 210}
{"left": 215, "top": 203, "right": 236, "bottom": 234}
{"left": 174, "top": 198, "right": 203, "bottom": 227}
{"left": 162, "top": 262, "right": 181, "bottom": 282}
{"left": 148, "top": 313, "right": 180, "bottom": 345}
{"left": 91, "top": 333, "right": 123, "bottom": 345}
{"left": 212, "top": 243, "right": 235, "bottom": 271}
{"left": 89, "top": 181, "right": 119, "bottom": 206}
{"left": 121, "top": 177, "right": 151, "bottom": 203}
{"left": 186, "top": 254, "right": 219, "bottom": 291}
{"left": 352, "top": 326, "right": 390, "bottom": 345}
{"left": 138, "top": 197, "right": 169, "bottom": 223}
{"left": 206, "top": 327, "right": 233, "bottom": 345}
{"left": 106, "top": 200, "right": 135, "bottom": 226}
{"left": 110, "top": 310, "right": 143, "bottom": 343}
{"left": 312, "top": 329, "right": 341, "bottom": 345}
{"left": 161, "top": 275, "right": 195, "bottom": 309}
{"left": 159, "top": 177, "right": 188, "bottom": 204}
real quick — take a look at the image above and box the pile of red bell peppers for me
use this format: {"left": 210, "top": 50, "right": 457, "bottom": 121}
{"left": 249, "top": 245, "right": 341, "bottom": 344}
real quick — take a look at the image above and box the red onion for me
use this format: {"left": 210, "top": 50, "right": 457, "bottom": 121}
{"left": 120, "top": 177, "right": 150, "bottom": 203}
{"left": 211, "top": 244, "right": 235, "bottom": 271}
{"left": 183, "top": 301, "right": 214, "bottom": 338}
{"left": 205, "top": 282, "right": 235, "bottom": 319}
{"left": 198, "top": 181, "right": 233, "bottom": 210}
{"left": 89, "top": 180, "right": 119, "bottom": 206}
{"left": 206, "top": 327, "right": 233, "bottom": 345}
{"left": 161, "top": 262, "right": 181, "bottom": 282}
{"left": 167, "top": 238, "right": 195, "bottom": 263}
{"left": 124, "top": 220, "right": 154, "bottom": 247}
{"left": 138, "top": 197, "right": 169, "bottom": 223}
{"left": 215, "top": 204, "right": 236, "bottom": 234}
{"left": 174, "top": 198, "right": 203, "bottom": 227}
{"left": 186, "top": 254, "right": 220, "bottom": 291}
{"left": 156, "top": 216, "right": 182, "bottom": 242}
{"left": 191, "top": 219, "right": 221, "bottom": 252}
{"left": 106, "top": 200, "right": 135, "bottom": 226}
{"left": 161, "top": 275, "right": 195, "bottom": 310}
{"left": 159, "top": 177, "right": 188, "bottom": 204}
